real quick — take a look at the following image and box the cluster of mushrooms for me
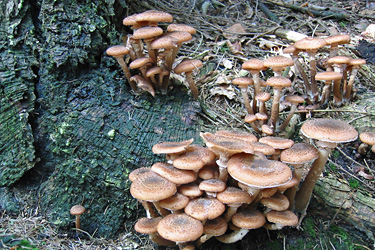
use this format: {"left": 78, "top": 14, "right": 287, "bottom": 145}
{"left": 234, "top": 34, "right": 366, "bottom": 135}
{"left": 129, "top": 118, "right": 363, "bottom": 249}
{"left": 106, "top": 10, "right": 202, "bottom": 99}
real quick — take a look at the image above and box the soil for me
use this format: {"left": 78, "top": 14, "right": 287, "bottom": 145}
{"left": 1, "top": 0, "right": 375, "bottom": 249}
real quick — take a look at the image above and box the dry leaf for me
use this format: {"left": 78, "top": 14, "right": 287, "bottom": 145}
{"left": 223, "top": 23, "right": 247, "bottom": 39}
{"left": 222, "top": 58, "right": 233, "bottom": 69}
{"left": 210, "top": 85, "right": 236, "bottom": 100}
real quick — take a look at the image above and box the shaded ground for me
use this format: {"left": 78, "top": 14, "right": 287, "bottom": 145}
{"left": 1, "top": 0, "right": 375, "bottom": 249}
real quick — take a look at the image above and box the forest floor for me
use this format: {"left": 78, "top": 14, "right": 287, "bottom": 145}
{"left": 1, "top": 0, "right": 375, "bottom": 249}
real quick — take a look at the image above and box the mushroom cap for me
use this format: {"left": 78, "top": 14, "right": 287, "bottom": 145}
{"left": 285, "top": 95, "right": 305, "bottom": 104}
{"left": 227, "top": 153, "right": 292, "bottom": 188}
{"left": 152, "top": 138, "right": 194, "bottom": 154}
{"left": 255, "top": 112, "right": 268, "bottom": 121}
{"left": 173, "top": 145, "right": 215, "bottom": 170}
{"left": 133, "top": 26, "right": 164, "bottom": 40}
{"left": 263, "top": 55, "right": 294, "bottom": 70}
{"left": 167, "top": 23, "right": 197, "bottom": 34}
{"left": 174, "top": 59, "right": 203, "bottom": 74}
{"left": 215, "top": 130, "right": 258, "bottom": 143}
{"left": 157, "top": 213, "right": 203, "bottom": 242}
{"left": 359, "top": 132, "right": 375, "bottom": 145}
{"left": 198, "top": 164, "right": 220, "bottom": 180}
{"left": 260, "top": 192, "right": 289, "bottom": 211}
{"left": 135, "top": 10, "right": 173, "bottom": 23}
{"left": 151, "top": 36, "right": 178, "bottom": 49}
{"left": 203, "top": 217, "right": 228, "bottom": 236}
{"left": 158, "top": 193, "right": 190, "bottom": 211}
{"left": 242, "top": 58, "right": 267, "bottom": 71}
{"left": 315, "top": 71, "right": 343, "bottom": 81}
{"left": 178, "top": 182, "right": 204, "bottom": 198}
{"left": 266, "top": 210, "right": 298, "bottom": 226}
{"left": 151, "top": 162, "right": 196, "bottom": 184}
{"left": 244, "top": 114, "right": 257, "bottom": 123}
{"left": 167, "top": 31, "right": 192, "bottom": 43}
{"left": 283, "top": 45, "right": 299, "bottom": 54}
{"left": 266, "top": 76, "right": 292, "bottom": 88}
{"left": 232, "top": 77, "right": 254, "bottom": 87}
{"left": 146, "top": 66, "right": 162, "bottom": 77}
{"left": 122, "top": 13, "right": 138, "bottom": 26}
{"left": 70, "top": 205, "right": 85, "bottom": 215}
{"left": 130, "top": 75, "right": 155, "bottom": 97}
{"left": 106, "top": 45, "right": 130, "bottom": 57}
{"left": 232, "top": 210, "right": 266, "bottom": 229}
{"left": 250, "top": 142, "right": 275, "bottom": 156}
{"left": 300, "top": 118, "right": 358, "bottom": 143}
{"left": 134, "top": 217, "right": 162, "bottom": 234}
{"left": 259, "top": 136, "right": 294, "bottom": 150}
{"left": 184, "top": 198, "right": 226, "bottom": 221}
{"left": 349, "top": 58, "right": 366, "bottom": 67}
{"left": 200, "top": 132, "right": 254, "bottom": 159}
{"left": 199, "top": 179, "right": 226, "bottom": 193}
{"left": 280, "top": 143, "right": 319, "bottom": 165}
{"left": 216, "top": 186, "right": 253, "bottom": 205}
{"left": 129, "top": 57, "right": 154, "bottom": 69}
{"left": 130, "top": 171, "right": 177, "bottom": 201}
{"left": 324, "top": 34, "right": 351, "bottom": 46}
{"left": 327, "top": 56, "right": 351, "bottom": 65}
{"left": 256, "top": 92, "right": 271, "bottom": 102}
{"left": 129, "top": 167, "right": 152, "bottom": 182}
{"left": 261, "top": 124, "right": 274, "bottom": 135}
{"left": 294, "top": 37, "right": 327, "bottom": 51}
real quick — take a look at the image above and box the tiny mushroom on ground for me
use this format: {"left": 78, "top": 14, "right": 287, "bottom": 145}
{"left": 70, "top": 204, "right": 86, "bottom": 230}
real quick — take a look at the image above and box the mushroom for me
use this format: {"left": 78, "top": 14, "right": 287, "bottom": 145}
{"left": 232, "top": 77, "right": 254, "bottom": 115}
{"left": 215, "top": 210, "right": 265, "bottom": 243}
{"left": 263, "top": 55, "right": 294, "bottom": 77}
{"left": 326, "top": 56, "right": 351, "bottom": 104}
{"left": 129, "top": 75, "right": 155, "bottom": 97}
{"left": 264, "top": 210, "right": 298, "bottom": 230}
{"left": 294, "top": 119, "right": 358, "bottom": 213}
{"left": 184, "top": 198, "right": 226, "bottom": 224}
{"left": 173, "top": 145, "right": 216, "bottom": 171}
{"left": 70, "top": 204, "right": 86, "bottom": 230}
{"left": 151, "top": 162, "right": 197, "bottom": 185}
{"left": 198, "top": 179, "right": 226, "bottom": 198}
{"left": 106, "top": 45, "right": 138, "bottom": 92}
{"left": 260, "top": 191, "right": 290, "bottom": 212}
{"left": 280, "top": 143, "right": 319, "bottom": 210}
{"left": 277, "top": 94, "right": 305, "bottom": 132}
{"left": 152, "top": 138, "right": 194, "bottom": 162}
{"left": 158, "top": 192, "right": 190, "bottom": 213}
{"left": 265, "top": 76, "right": 292, "bottom": 131}
{"left": 255, "top": 92, "right": 271, "bottom": 116}
{"left": 132, "top": 26, "right": 164, "bottom": 63}
{"left": 157, "top": 213, "right": 203, "bottom": 249}
{"left": 146, "top": 66, "right": 162, "bottom": 90}
{"left": 343, "top": 58, "right": 366, "bottom": 102}
{"left": 358, "top": 131, "right": 375, "bottom": 155}
{"left": 196, "top": 216, "right": 227, "bottom": 247}
{"left": 324, "top": 34, "right": 351, "bottom": 58}
{"left": 174, "top": 59, "right": 203, "bottom": 100}
{"left": 258, "top": 136, "right": 294, "bottom": 161}
{"left": 315, "top": 71, "right": 343, "bottom": 105}
{"left": 129, "top": 57, "right": 154, "bottom": 80}
{"left": 294, "top": 37, "right": 327, "bottom": 101}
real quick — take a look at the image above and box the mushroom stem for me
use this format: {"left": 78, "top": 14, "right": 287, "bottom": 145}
{"left": 284, "top": 165, "right": 303, "bottom": 210}
{"left": 215, "top": 228, "right": 249, "bottom": 244}
{"left": 114, "top": 57, "right": 138, "bottom": 93}
{"left": 240, "top": 87, "right": 253, "bottom": 115}
{"left": 251, "top": 72, "right": 261, "bottom": 114}
{"left": 277, "top": 104, "right": 298, "bottom": 132}
{"left": 294, "top": 146, "right": 332, "bottom": 212}
{"left": 269, "top": 88, "right": 282, "bottom": 131}
{"left": 308, "top": 52, "right": 319, "bottom": 101}
{"left": 185, "top": 72, "right": 199, "bottom": 100}
{"left": 295, "top": 59, "right": 311, "bottom": 96}
{"left": 343, "top": 67, "right": 359, "bottom": 102}
{"left": 140, "top": 200, "right": 159, "bottom": 218}
{"left": 75, "top": 214, "right": 82, "bottom": 230}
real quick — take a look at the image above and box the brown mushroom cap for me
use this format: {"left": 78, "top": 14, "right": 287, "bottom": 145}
{"left": 324, "top": 34, "right": 350, "bottom": 46}
{"left": 157, "top": 213, "right": 203, "bottom": 242}
{"left": 167, "top": 31, "right": 192, "bottom": 43}
{"left": 215, "top": 130, "right": 258, "bottom": 143}
{"left": 174, "top": 59, "right": 203, "bottom": 74}
{"left": 263, "top": 56, "right": 294, "bottom": 70}
{"left": 146, "top": 66, "right": 162, "bottom": 78}
{"left": 242, "top": 58, "right": 267, "bottom": 71}
{"left": 231, "top": 210, "right": 266, "bottom": 229}
{"left": 173, "top": 145, "right": 215, "bottom": 170}
{"left": 227, "top": 153, "right": 292, "bottom": 188}
{"left": 158, "top": 193, "right": 190, "bottom": 211}
{"left": 178, "top": 182, "right": 204, "bottom": 198}
{"left": 151, "top": 162, "right": 196, "bottom": 184}
{"left": 199, "top": 179, "right": 227, "bottom": 193}
{"left": 184, "top": 198, "right": 226, "bottom": 221}
{"left": 198, "top": 163, "right": 220, "bottom": 180}
{"left": 285, "top": 95, "right": 305, "bottom": 104}
{"left": 259, "top": 136, "right": 294, "bottom": 150}
{"left": 266, "top": 76, "right": 292, "bottom": 88}
{"left": 70, "top": 205, "right": 85, "bottom": 215}
{"left": 133, "top": 26, "right": 164, "bottom": 40}
{"left": 129, "top": 167, "right": 152, "bottom": 182}
{"left": 294, "top": 37, "right": 327, "bottom": 51}
{"left": 256, "top": 92, "right": 271, "bottom": 102}
{"left": 129, "top": 57, "right": 154, "bottom": 69}
{"left": 232, "top": 77, "right": 254, "bottom": 87}
{"left": 134, "top": 217, "right": 162, "bottom": 234}
{"left": 260, "top": 192, "right": 289, "bottom": 211}
{"left": 216, "top": 187, "right": 252, "bottom": 205}
{"left": 250, "top": 142, "right": 276, "bottom": 156}
{"left": 359, "top": 132, "right": 375, "bottom": 146}
{"left": 167, "top": 23, "right": 197, "bottom": 34}
{"left": 152, "top": 138, "right": 194, "bottom": 154}
{"left": 348, "top": 58, "right": 366, "bottom": 67}
{"left": 266, "top": 210, "right": 298, "bottom": 226}
{"left": 130, "top": 171, "right": 177, "bottom": 201}
{"left": 315, "top": 71, "right": 343, "bottom": 81}
{"left": 151, "top": 36, "right": 178, "bottom": 49}
{"left": 327, "top": 56, "right": 351, "bottom": 65}
{"left": 280, "top": 143, "right": 319, "bottom": 164}
{"left": 300, "top": 118, "right": 358, "bottom": 143}
{"left": 106, "top": 45, "right": 130, "bottom": 57}
{"left": 203, "top": 217, "right": 228, "bottom": 236}
{"left": 135, "top": 10, "right": 173, "bottom": 23}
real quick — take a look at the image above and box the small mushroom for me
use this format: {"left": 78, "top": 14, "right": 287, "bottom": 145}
{"left": 174, "top": 59, "right": 203, "bottom": 100}
{"left": 70, "top": 204, "right": 86, "bottom": 230}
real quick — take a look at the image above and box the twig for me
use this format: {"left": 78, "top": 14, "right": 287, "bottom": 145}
{"left": 259, "top": 2, "right": 280, "bottom": 23}
{"left": 264, "top": 0, "right": 350, "bottom": 20}
{"left": 295, "top": 109, "right": 374, "bottom": 116}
